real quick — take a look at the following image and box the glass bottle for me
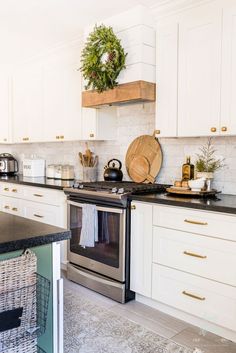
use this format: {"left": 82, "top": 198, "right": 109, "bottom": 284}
{"left": 182, "top": 156, "right": 194, "bottom": 181}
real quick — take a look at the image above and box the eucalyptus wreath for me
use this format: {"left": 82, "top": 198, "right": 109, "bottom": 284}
{"left": 81, "top": 24, "right": 127, "bottom": 92}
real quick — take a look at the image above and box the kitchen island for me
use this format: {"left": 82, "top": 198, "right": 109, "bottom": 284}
{"left": 0, "top": 212, "right": 71, "bottom": 353}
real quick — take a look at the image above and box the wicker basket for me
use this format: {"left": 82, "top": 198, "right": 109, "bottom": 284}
{"left": 0, "top": 250, "right": 50, "bottom": 352}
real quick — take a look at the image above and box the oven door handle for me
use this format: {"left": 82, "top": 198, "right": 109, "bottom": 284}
{"left": 67, "top": 200, "right": 124, "bottom": 214}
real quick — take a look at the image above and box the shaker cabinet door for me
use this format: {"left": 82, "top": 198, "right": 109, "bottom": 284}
{"left": 130, "top": 202, "right": 153, "bottom": 297}
{"left": 156, "top": 23, "right": 178, "bottom": 137}
{"left": 178, "top": 3, "right": 222, "bottom": 137}
{"left": 0, "top": 76, "right": 10, "bottom": 143}
{"left": 221, "top": 3, "right": 236, "bottom": 136}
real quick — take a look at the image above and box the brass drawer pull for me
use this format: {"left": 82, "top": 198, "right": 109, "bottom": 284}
{"left": 56, "top": 136, "right": 60, "bottom": 140}
{"left": 12, "top": 207, "right": 18, "bottom": 212}
{"left": 4, "top": 205, "right": 10, "bottom": 209}
{"left": 60, "top": 135, "right": 64, "bottom": 139}
{"left": 131, "top": 205, "right": 136, "bottom": 210}
{"left": 34, "top": 214, "right": 44, "bottom": 218}
{"left": 183, "top": 251, "right": 207, "bottom": 259}
{"left": 184, "top": 219, "right": 208, "bottom": 226}
{"left": 33, "top": 193, "right": 43, "bottom": 197}
{"left": 221, "top": 126, "right": 227, "bottom": 132}
{"left": 89, "top": 133, "right": 95, "bottom": 138}
{"left": 4, "top": 188, "right": 9, "bottom": 191}
{"left": 12, "top": 189, "right": 17, "bottom": 193}
{"left": 155, "top": 129, "right": 161, "bottom": 135}
{"left": 182, "top": 290, "right": 205, "bottom": 301}
{"left": 22, "top": 137, "right": 29, "bottom": 141}
{"left": 211, "top": 127, "right": 217, "bottom": 133}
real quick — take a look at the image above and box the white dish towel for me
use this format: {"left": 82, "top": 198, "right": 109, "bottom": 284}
{"left": 79, "top": 204, "right": 98, "bottom": 247}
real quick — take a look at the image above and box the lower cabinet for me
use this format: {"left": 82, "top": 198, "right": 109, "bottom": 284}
{"left": 0, "top": 183, "right": 68, "bottom": 269}
{"left": 130, "top": 201, "right": 236, "bottom": 341}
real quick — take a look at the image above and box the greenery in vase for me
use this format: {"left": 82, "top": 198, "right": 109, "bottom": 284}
{"left": 195, "top": 138, "right": 225, "bottom": 173}
{"left": 80, "top": 24, "right": 127, "bottom": 92}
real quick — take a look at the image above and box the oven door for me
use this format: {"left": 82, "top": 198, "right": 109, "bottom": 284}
{"left": 67, "top": 200, "right": 126, "bottom": 282}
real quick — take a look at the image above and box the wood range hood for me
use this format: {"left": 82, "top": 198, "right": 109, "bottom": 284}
{"left": 82, "top": 81, "right": 156, "bottom": 107}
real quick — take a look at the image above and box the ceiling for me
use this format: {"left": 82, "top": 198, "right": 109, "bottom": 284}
{"left": 0, "top": 0, "right": 161, "bottom": 68}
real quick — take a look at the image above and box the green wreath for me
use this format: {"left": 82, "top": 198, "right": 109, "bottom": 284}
{"left": 81, "top": 25, "right": 127, "bottom": 93}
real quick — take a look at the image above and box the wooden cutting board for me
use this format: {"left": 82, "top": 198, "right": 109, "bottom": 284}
{"left": 125, "top": 134, "right": 163, "bottom": 183}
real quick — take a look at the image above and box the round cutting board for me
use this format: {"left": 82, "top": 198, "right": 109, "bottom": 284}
{"left": 125, "top": 134, "right": 163, "bottom": 183}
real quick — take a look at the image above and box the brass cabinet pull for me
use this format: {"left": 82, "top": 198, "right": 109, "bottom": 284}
{"left": 60, "top": 135, "right": 64, "bottom": 139}
{"left": 34, "top": 214, "right": 44, "bottom": 218}
{"left": 211, "top": 127, "right": 217, "bottom": 133}
{"left": 131, "top": 205, "right": 136, "bottom": 210}
{"left": 4, "top": 188, "right": 9, "bottom": 191}
{"left": 12, "top": 189, "right": 17, "bottom": 193}
{"left": 12, "top": 207, "right": 18, "bottom": 212}
{"left": 182, "top": 290, "right": 205, "bottom": 301}
{"left": 4, "top": 205, "right": 10, "bottom": 209}
{"left": 184, "top": 219, "right": 208, "bottom": 226}
{"left": 155, "top": 129, "right": 161, "bottom": 135}
{"left": 56, "top": 136, "right": 60, "bottom": 140}
{"left": 221, "top": 126, "right": 227, "bottom": 132}
{"left": 22, "top": 137, "right": 29, "bottom": 141}
{"left": 183, "top": 251, "right": 207, "bottom": 259}
{"left": 89, "top": 133, "right": 95, "bottom": 138}
{"left": 33, "top": 193, "right": 43, "bottom": 197}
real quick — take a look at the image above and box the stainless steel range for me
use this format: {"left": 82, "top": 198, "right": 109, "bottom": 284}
{"left": 64, "top": 181, "right": 168, "bottom": 303}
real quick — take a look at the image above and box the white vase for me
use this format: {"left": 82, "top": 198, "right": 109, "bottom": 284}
{"left": 196, "top": 172, "right": 214, "bottom": 180}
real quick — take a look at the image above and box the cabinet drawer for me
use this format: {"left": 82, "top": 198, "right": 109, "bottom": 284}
{"left": 23, "top": 186, "right": 66, "bottom": 206}
{"left": 0, "top": 196, "right": 22, "bottom": 216}
{"left": 153, "top": 227, "right": 236, "bottom": 286}
{"left": 152, "top": 264, "right": 236, "bottom": 331}
{"left": 0, "top": 182, "right": 23, "bottom": 198}
{"left": 153, "top": 205, "right": 236, "bottom": 241}
{"left": 22, "top": 200, "right": 61, "bottom": 226}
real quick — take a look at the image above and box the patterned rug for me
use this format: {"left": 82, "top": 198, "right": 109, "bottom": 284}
{"left": 64, "top": 287, "right": 197, "bottom": 353}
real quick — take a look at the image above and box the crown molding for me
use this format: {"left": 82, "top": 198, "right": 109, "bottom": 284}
{"left": 150, "top": 0, "right": 215, "bottom": 19}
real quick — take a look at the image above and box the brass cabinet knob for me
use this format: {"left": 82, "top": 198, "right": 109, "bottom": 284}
{"left": 4, "top": 205, "right": 10, "bottom": 209}
{"left": 3, "top": 138, "right": 7, "bottom": 142}
{"left": 221, "top": 126, "right": 227, "bottom": 132}
{"left": 56, "top": 136, "right": 60, "bottom": 140}
{"left": 12, "top": 207, "right": 18, "bottom": 212}
{"left": 155, "top": 129, "right": 161, "bottom": 135}
{"left": 12, "top": 189, "right": 17, "bottom": 193}
{"left": 211, "top": 127, "right": 217, "bottom": 133}
{"left": 89, "top": 133, "right": 95, "bottom": 138}
{"left": 22, "top": 137, "right": 29, "bottom": 141}
{"left": 4, "top": 188, "right": 9, "bottom": 191}
{"left": 131, "top": 205, "right": 136, "bottom": 210}
{"left": 60, "top": 135, "right": 64, "bottom": 139}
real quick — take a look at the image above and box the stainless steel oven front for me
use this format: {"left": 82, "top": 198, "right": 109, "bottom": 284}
{"left": 67, "top": 200, "right": 126, "bottom": 282}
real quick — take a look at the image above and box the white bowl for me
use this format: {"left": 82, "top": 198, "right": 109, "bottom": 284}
{"left": 188, "top": 178, "right": 206, "bottom": 191}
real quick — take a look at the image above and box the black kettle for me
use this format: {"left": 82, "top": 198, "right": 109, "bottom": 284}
{"left": 104, "top": 159, "right": 123, "bottom": 182}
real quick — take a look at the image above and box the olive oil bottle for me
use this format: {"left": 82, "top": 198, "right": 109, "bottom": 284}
{"left": 182, "top": 156, "right": 194, "bottom": 180}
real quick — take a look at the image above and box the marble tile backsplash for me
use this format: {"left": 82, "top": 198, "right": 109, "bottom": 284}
{"left": 1, "top": 102, "right": 236, "bottom": 194}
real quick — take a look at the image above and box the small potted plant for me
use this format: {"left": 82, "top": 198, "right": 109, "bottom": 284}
{"left": 195, "top": 138, "right": 225, "bottom": 180}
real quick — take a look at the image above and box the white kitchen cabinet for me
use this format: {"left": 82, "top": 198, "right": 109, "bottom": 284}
{"left": 130, "top": 201, "right": 152, "bottom": 297}
{"left": 156, "top": 23, "right": 178, "bottom": 137}
{"left": 0, "top": 76, "right": 11, "bottom": 143}
{"left": 12, "top": 64, "right": 44, "bottom": 143}
{"left": 221, "top": 3, "right": 236, "bottom": 135}
{"left": 43, "top": 55, "right": 81, "bottom": 142}
{"left": 81, "top": 106, "right": 117, "bottom": 140}
{"left": 178, "top": 3, "right": 222, "bottom": 137}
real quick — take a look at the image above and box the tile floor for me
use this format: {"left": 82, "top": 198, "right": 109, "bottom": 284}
{"left": 64, "top": 276, "right": 236, "bottom": 353}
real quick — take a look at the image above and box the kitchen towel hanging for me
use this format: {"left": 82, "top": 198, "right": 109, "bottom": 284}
{"left": 80, "top": 204, "right": 98, "bottom": 247}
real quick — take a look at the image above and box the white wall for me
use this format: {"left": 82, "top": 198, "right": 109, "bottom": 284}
{"left": 1, "top": 102, "right": 235, "bottom": 194}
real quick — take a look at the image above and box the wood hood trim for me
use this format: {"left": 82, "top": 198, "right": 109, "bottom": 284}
{"left": 82, "top": 81, "right": 156, "bottom": 107}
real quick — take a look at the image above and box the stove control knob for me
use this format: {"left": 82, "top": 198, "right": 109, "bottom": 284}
{"left": 73, "top": 182, "right": 79, "bottom": 188}
{"left": 78, "top": 184, "right": 84, "bottom": 189}
{"left": 111, "top": 187, "right": 118, "bottom": 193}
{"left": 118, "top": 188, "right": 124, "bottom": 194}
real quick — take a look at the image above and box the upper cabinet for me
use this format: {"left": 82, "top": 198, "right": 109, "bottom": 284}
{"left": 0, "top": 76, "right": 11, "bottom": 143}
{"left": 221, "top": 3, "right": 236, "bottom": 136}
{"left": 156, "top": 23, "right": 178, "bottom": 137}
{"left": 178, "top": 3, "right": 222, "bottom": 137}
{"left": 156, "top": 0, "right": 236, "bottom": 138}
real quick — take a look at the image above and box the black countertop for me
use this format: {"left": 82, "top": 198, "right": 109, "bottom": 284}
{"left": 131, "top": 192, "right": 236, "bottom": 215}
{"left": 0, "top": 212, "right": 71, "bottom": 254}
{"left": 0, "top": 175, "right": 74, "bottom": 190}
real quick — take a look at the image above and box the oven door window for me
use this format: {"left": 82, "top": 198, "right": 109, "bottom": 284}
{"left": 69, "top": 204, "right": 123, "bottom": 268}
